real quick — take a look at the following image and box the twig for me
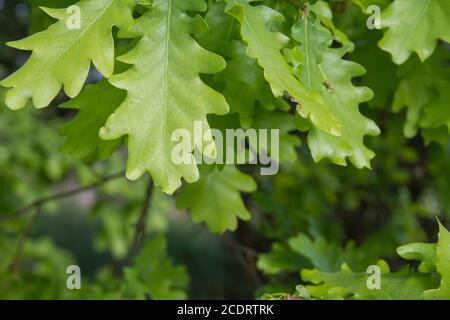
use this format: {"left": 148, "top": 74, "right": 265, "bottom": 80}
{"left": 123, "top": 180, "right": 154, "bottom": 265}
{"left": 223, "top": 233, "right": 258, "bottom": 259}
{"left": 9, "top": 205, "right": 42, "bottom": 273}
{"left": 223, "top": 233, "right": 261, "bottom": 287}
{"left": 1, "top": 171, "right": 125, "bottom": 221}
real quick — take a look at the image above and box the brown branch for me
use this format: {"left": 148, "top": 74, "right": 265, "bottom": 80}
{"left": 223, "top": 233, "right": 261, "bottom": 287}
{"left": 6, "top": 171, "right": 126, "bottom": 273}
{"left": 1, "top": 171, "right": 125, "bottom": 221}
{"left": 123, "top": 180, "right": 154, "bottom": 265}
{"left": 9, "top": 205, "right": 42, "bottom": 273}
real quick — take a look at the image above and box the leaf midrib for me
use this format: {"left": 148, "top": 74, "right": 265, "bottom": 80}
{"left": 162, "top": 0, "right": 172, "bottom": 184}
{"left": 51, "top": 0, "right": 116, "bottom": 64}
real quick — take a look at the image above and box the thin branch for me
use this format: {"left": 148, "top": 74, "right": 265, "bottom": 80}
{"left": 223, "top": 233, "right": 261, "bottom": 287}
{"left": 123, "top": 180, "right": 154, "bottom": 265}
{"left": 1, "top": 171, "right": 125, "bottom": 221}
{"left": 9, "top": 205, "right": 42, "bottom": 273}
{"left": 223, "top": 233, "right": 258, "bottom": 259}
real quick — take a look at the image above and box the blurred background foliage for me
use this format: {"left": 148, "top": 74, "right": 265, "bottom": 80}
{"left": 0, "top": 0, "right": 449, "bottom": 299}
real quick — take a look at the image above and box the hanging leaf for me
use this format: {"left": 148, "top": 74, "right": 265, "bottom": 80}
{"left": 99, "top": 0, "right": 229, "bottom": 194}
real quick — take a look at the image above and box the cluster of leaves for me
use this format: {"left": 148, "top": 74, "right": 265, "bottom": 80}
{"left": 2, "top": 0, "right": 381, "bottom": 231}
{"left": 260, "top": 222, "right": 450, "bottom": 299}
{"left": 0, "top": 0, "right": 450, "bottom": 299}
{"left": 2, "top": 0, "right": 450, "bottom": 231}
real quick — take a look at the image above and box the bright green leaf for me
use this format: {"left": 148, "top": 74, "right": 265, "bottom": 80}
{"left": 290, "top": 7, "right": 380, "bottom": 168}
{"left": 224, "top": 0, "right": 341, "bottom": 137}
{"left": 1, "top": 0, "right": 135, "bottom": 109}
{"left": 99, "top": 0, "right": 229, "bottom": 194}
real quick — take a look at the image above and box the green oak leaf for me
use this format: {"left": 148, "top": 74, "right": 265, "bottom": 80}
{"left": 421, "top": 127, "right": 450, "bottom": 146}
{"left": 195, "top": 0, "right": 236, "bottom": 54}
{"left": 379, "top": 0, "right": 450, "bottom": 64}
{"left": 287, "top": 232, "right": 378, "bottom": 273}
{"left": 99, "top": 0, "right": 229, "bottom": 194}
{"left": 289, "top": 234, "right": 352, "bottom": 272}
{"left": 349, "top": 31, "right": 398, "bottom": 108}
{"left": 1, "top": 0, "right": 135, "bottom": 109}
{"left": 393, "top": 60, "right": 436, "bottom": 138}
{"left": 393, "top": 49, "right": 450, "bottom": 140}
{"left": 176, "top": 164, "right": 256, "bottom": 233}
{"left": 307, "top": 1, "right": 354, "bottom": 51}
{"left": 59, "top": 80, "right": 124, "bottom": 160}
{"left": 300, "top": 222, "right": 450, "bottom": 300}
{"left": 397, "top": 243, "right": 437, "bottom": 273}
{"left": 257, "top": 243, "right": 311, "bottom": 275}
{"left": 351, "top": 0, "right": 391, "bottom": 11}
{"left": 421, "top": 83, "right": 450, "bottom": 134}
{"left": 290, "top": 7, "right": 380, "bottom": 168}
{"left": 224, "top": 0, "right": 341, "bottom": 137}
{"left": 424, "top": 222, "right": 450, "bottom": 299}
{"left": 28, "top": 0, "right": 77, "bottom": 33}
{"left": 123, "top": 236, "right": 189, "bottom": 300}
{"left": 302, "top": 261, "right": 438, "bottom": 300}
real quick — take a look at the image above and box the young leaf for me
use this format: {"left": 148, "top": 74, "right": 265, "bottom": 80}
{"left": 1, "top": 0, "right": 135, "bottom": 109}
{"left": 423, "top": 222, "right": 450, "bottom": 299}
{"left": 99, "top": 0, "right": 229, "bottom": 194}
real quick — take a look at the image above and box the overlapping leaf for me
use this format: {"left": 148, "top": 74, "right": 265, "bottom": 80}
{"left": 224, "top": 0, "right": 341, "bottom": 137}
{"left": 250, "top": 107, "right": 300, "bottom": 164}
{"left": 195, "top": 0, "right": 235, "bottom": 54}
{"left": 215, "top": 40, "right": 278, "bottom": 128}
{"left": 59, "top": 80, "right": 124, "bottom": 160}
{"left": 99, "top": 0, "right": 229, "bottom": 194}
{"left": 396, "top": 222, "right": 450, "bottom": 299}
{"left": 290, "top": 4, "right": 380, "bottom": 168}
{"left": 198, "top": 2, "right": 288, "bottom": 129}
{"left": 268, "top": 222, "right": 450, "bottom": 300}
{"left": 1, "top": 0, "right": 135, "bottom": 109}
{"left": 258, "top": 231, "right": 383, "bottom": 277}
